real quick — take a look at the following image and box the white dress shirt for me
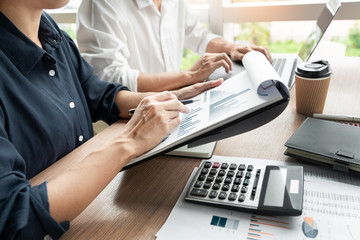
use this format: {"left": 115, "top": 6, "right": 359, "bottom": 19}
{"left": 77, "top": 0, "right": 220, "bottom": 91}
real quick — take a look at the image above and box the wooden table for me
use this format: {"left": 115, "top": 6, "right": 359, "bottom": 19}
{"left": 30, "top": 57, "right": 360, "bottom": 239}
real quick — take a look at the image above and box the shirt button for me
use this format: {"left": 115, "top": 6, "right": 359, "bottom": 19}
{"left": 69, "top": 102, "right": 75, "bottom": 108}
{"left": 78, "top": 135, "right": 84, "bottom": 142}
{"left": 49, "top": 70, "right": 56, "bottom": 76}
{"left": 43, "top": 234, "right": 53, "bottom": 240}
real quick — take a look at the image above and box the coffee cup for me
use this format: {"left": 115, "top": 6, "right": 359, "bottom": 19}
{"left": 295, "top": 60, "right": 332, "bottom": 116}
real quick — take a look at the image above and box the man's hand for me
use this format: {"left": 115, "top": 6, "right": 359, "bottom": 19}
{"left": 185, "top": 53, "right": 232, "bottom": 84}
{"left": 229, "top": 43, "right": 272, "bottom": 63}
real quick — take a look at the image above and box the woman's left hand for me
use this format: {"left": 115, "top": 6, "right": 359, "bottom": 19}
{"left": 173, "top": 78, "right": 223, "bottom": 101}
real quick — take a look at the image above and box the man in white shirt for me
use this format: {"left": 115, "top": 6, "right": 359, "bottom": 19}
{"left": 77, "top": 0, "right": 271, "bottom": 92}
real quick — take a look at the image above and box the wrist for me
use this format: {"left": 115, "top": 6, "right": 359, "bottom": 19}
{"left": 101, "top": 136, "right": 137, "bottom": 167}
{"left": 181, "top": 70, "right": 194, "bottom": 86}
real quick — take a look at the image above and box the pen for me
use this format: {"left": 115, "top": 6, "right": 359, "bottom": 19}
{"left": 128, "top": 99, "right": 201, "bottom": 116}
{"left": 312, "top": 113, "right": 360, "bottom": 122}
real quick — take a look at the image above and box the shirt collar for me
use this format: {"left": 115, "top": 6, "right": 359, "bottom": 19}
{"left": 0, "top": 11, "right": 62, "bottom": 76}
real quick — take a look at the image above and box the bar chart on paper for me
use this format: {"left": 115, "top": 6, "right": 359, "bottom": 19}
{"left": 246, "top": 215, "right": 294, "bottom": 240}
{"left": 210, "top": 215, "right": 240, "bottom": 231}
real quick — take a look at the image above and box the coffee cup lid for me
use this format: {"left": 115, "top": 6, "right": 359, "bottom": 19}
{"left": 295, "top": 60, "right": 332, "bottom": 78}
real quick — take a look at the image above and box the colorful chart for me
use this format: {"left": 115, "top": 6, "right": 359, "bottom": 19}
{"left": 210, "top": 215, "right": 240, "bottom": 230}
{"left": 247, "top": 215, "right": 291, "bottom": 240}
{"left": 302, "top": 217, "right": 319, "bottom": 238}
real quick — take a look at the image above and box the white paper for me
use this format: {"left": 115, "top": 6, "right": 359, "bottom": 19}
{"left": 129, "top": 52, "right": 283, "bottom": 166}
{"left": 155, "top": 156, "right": 360, "bottom": 240}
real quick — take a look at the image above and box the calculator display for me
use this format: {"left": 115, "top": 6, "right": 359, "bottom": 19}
{"left": 263, "top": 168, "right": 287, "bottom": 207}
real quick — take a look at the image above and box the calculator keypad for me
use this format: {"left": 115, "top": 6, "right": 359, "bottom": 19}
{"left": 186, "top": 160, "right": 264, "bottom": 209}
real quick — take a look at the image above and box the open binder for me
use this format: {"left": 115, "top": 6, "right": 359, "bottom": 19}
{"left": 124, "top": 51, "right": 290, "bottom": 169}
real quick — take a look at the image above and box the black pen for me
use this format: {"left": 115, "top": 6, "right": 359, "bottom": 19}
{"left": 128, "top": 99, "right": 201, "bottom": 116}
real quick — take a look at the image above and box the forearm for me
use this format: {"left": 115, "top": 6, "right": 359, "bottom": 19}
{"left": 47, "top": 136, "right": 136, "bottom": 223}
{"left": 206, "top": 38, "right": 234, "bottom": 55}
{"left": 114, "top": 90, "right": 155, "bottom": 119}
{"left": 137, "top": 71, "right": 192, "bottom": 92}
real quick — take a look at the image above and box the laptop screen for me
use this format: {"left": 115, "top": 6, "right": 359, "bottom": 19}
{"left": 297, "top": 0, "right": 341, "bottom": 62}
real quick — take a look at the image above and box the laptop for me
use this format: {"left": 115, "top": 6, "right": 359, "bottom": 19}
{"left": 208, "top": 0, "right": 341, "bottom": 89}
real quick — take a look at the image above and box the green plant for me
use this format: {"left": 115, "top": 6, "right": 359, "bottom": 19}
{"left": 235, "top": 22, "right": 270, "bottom": 46}
{"left": 181, "top": 48, "right": 201, "bottom": 71}
{"left": 348, "top": 21, "right": 360, "bottom": 49}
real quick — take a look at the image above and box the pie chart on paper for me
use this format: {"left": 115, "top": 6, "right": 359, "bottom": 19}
{"left": 302, "top": 217, "right": 319, "bottom": 238}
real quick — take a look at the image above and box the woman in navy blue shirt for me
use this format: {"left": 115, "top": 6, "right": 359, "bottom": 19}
{"left": 0, "top": 0, "right": 222, "bottom": 239}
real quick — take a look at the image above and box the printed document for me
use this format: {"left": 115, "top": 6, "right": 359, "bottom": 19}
{"left": 127, "top": 52, "right": 284, "bottom": 166}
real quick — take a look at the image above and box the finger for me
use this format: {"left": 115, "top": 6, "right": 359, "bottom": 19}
{"left": 150, "top": 91, "right": 178, "bottom": 102}
{"left": 167, "top": 115, "right": 181, "bottom": 132}
{"left": 215, "top": 53, "right": 233, "bottom": 71}
{"left": 213, "top": 59, "right": 232, "bottom": 73}
{"left": 159, "top": 98, "right": 189, "bottom": 114}
{"left": 193, "top": 78, "right": 224, "bottom": 93}
{"left": 254, "top": 46, "right": 272, "bottom": 63}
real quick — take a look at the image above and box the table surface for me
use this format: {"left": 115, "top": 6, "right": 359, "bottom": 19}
{"left": 30, "top": 57, "right": 360, "bottom": 240}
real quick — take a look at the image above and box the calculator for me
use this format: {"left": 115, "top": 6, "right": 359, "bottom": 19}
{"left": 185, "top": 158, "right": 304, "bottom": 216}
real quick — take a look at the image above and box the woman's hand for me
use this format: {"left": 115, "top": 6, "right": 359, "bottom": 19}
{"left": 122, "top": 91, "right": 189, "bottom": 157}
{"left": 173, "top": 78, "right": 223, "bottom": 101}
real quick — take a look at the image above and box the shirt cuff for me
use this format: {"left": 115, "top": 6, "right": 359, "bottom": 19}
{"left": 101, "top": 66, "right": 139, "bottom": 92}
{"left": 198, "top": 33, "right": 222, "bottom": 55}
{"left": 25, "top": 182, "right": 69, "bottom": 240}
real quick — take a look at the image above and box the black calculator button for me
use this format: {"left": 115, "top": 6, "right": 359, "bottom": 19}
{"left": 218, "top": 170, "right": 226, "bottom": 176}
{"left": 256, "top": 169, "right": 261, "bottom": 177}
{"left": 204, "top": 161, "right": 212, "bottom": 168}
{"left": 224, "top": 177, "right": 232, "bottom": 184}
{"left": 201, "top": 168, "right": 209, "bottom": 174}
{"left": 227, "top": 170, "right": 235, "bottom": 177}
{"left": 234, "top": 177, "right": 242, "bottom": 185}
{"left": 229, "top": 163, "right": 237, "bottom": 170}
{"left": 241, "top": 186, "right": 248, "bottom": 193}
{"left": 212, "top": 183, "right": 221, "bottom": 190}
{"left": 221, "top": 184, "right": 230, "bottom": 191}
{"left": 194, "top": 181, "right": 203, "bottom": 188}
{"left": 228, "top": 193, "right": 237, "bottom": 201}
{"left": 243, "top": 178, "right": 250, "bottom": 186}
{"left": 221, "top": 163, "right": 228, "bottom": 169}
{"left": 245, "top": 172, "right": 252, "bottom": 179}
{"left": 215, "top": 176, "right": 223, "bottom": 183}
{"left": 238, "top": 164, "right": 246, "bottom": 171}
{"left": 238, "top": 194, "right": 246, "bottom": 202}
{"left": 209, "top": 169, "right": 217, "bottom": 175}
{"left": 236, "top": 171, "right": 244, "bottom": 178}
{"left": 231, "top": 184, "right": 240, "bottom": 192}
{"left": 206, "top": 175, "right": 215, "bottom": 182}
{"left": 198, "top": 174, "right": 206, "bottom": 181}
{"left": 247, "top": 165, "right": 254, "bottom": 172}
{"left": 209, "top": 191, "right": 218, "bottom": 198}
{"left": 252, "top": 187, "right": 257, "bottom": 195}
{"left": 218, "top": 192, "right": 227, "bottom": 199}
{"left": 203, "top": 182, "right": 212, "bottom": 189}
{"left": 212, "top": 162, "right": 220, "bottom": 168}
{"left": 190, "top": 188, "right": 208, "bottom": 197}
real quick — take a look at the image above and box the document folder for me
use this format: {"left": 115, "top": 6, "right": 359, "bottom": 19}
{"left": 285, "top": 117, "right": 360, "bottom": 173}
{"left": 124, "top": 51, "right": 290, "bottom": 169}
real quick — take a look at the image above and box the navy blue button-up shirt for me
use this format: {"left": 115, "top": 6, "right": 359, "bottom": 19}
{"left": 0, "top": 11, "right": 128, "bottom": 239}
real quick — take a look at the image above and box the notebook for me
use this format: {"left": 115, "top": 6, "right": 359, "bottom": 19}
{"left": 208, "top": 0, "right": 341, "bottom": 90}
{"left": 284, "top": 117, "right": 360, "bottom": 173}
{"left": 165, "top": 141, "right": 217, "bottom": 159}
